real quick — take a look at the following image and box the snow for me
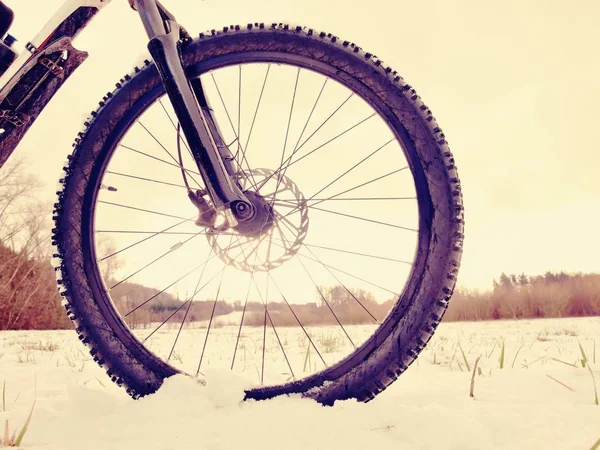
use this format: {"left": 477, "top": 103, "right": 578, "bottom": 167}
{"left": 1, "top": 317, "right": 599, "bottom": 449}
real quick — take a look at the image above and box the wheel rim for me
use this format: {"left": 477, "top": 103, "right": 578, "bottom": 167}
{"left": 88, "top": 51, "right": 429, "bottom": 391}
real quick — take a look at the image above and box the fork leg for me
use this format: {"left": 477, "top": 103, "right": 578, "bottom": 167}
{"left": 133, "top": 0, "right": 254, "bottom": 224}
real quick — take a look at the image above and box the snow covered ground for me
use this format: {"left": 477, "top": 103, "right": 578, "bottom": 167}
{"left": 1, "top": 317, "right": 599, "bottom": 449}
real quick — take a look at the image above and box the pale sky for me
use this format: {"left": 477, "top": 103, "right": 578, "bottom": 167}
{"left": 6, "top": 0, "right": 600, "bottom": 292}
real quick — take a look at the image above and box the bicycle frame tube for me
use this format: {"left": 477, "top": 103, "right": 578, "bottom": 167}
{"left": 0, "top": 0, "right": 110, "bottom": 91}
{"left": 0, "top": 0, "right": 110, "bottom": 167}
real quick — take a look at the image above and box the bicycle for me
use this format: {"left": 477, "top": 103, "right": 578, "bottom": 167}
{"left": 0, "top": 0, "right": 464, "bottom": 405}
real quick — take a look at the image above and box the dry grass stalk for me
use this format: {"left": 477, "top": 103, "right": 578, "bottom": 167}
{"left": 470, "top": 356, "right": 482, "bottom": 398}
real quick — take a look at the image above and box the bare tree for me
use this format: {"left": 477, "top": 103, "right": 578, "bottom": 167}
{"left": 96, "top": 236, "right": 124, "bottom": 283}
{"left": 0, "top": 158, "right": 71, "bottom": 330}
{"left": 0, "top": 158, "right": 42, "bottom": 250}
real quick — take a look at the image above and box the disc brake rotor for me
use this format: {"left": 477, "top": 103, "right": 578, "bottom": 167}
{"left": 206, "top": 168, "right": 309, "bottom": 272}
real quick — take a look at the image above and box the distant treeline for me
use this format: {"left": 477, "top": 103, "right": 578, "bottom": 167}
{"left": 112, "top": 283, "right": 394, "bottom": 329}
{"left": 234, "top": 286, "right": 395, "bottom": 328}
{"left": 111, "top": 281, "right": 235, "bottom": 329}
{"left": 3, "top": 257, "right": 600, "bottom": 330}
{"left": 3, "top": 242, "right": 600, "bottom": 330}
{"left": 104, "top": 272, "right": 600, "bottom": 329}
{"left": 444, "top": 271, "right": 600, "bottom": 321}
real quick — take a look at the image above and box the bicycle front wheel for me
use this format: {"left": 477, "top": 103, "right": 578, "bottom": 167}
{"left": 53, "top": 23, "right": 464, "bottom": 405}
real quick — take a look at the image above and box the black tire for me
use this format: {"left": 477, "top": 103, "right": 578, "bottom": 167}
{"left": 53, "top": 23, "right": 464, "bottom": 405}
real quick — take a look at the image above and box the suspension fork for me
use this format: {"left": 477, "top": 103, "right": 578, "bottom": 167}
{"left": 132, "top": 0, "right": 253, "bottom": 225}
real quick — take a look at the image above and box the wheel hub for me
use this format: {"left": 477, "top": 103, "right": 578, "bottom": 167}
{"left": 233, "top": 190, "right": 274, "bottom": 237}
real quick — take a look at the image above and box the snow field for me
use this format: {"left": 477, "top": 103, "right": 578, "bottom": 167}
{"left": 0, "top": 317, "right": 599, "bottom": 449}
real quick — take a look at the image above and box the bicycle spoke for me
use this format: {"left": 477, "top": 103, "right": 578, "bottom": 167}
{"left": 137, "top": 118, "right": 205, "bottom": 188}
{"left": 230, "top": 232, "right": 297, "bottom": 375}
{"left": 277, "top": 240, "right": 412, "bottom": 265}
{"left": 110, "top": 232, "right": 201, "bottom": 289}
{"left": 231, "top": 269, "right": 258, "bottom": 370}
{"left": 261, "top": 276, "right": 268, "bottom": 384}
{"left": 196, "top": 260, "right": 229, "bottom": 375}
{"left": 123, "top": 263, "right": 207, "bottom": 318}
{"left": 168, "top": 298, "right": 193, "bottom": 362}
{"left": 289, "top": 77, "right": 328, "bottom": 162}
{"left": 137, "top": 120, "right": 180, "bottom": 166}
{"left": 124, "top": 236, "right": 242, "bottom": 317}
{"left": 298, "top": 243, "right": 380, "bottom": 323}
{"left": 277, "top": 166, "right": 410, "bottom": 221}
{"left": 105, "top": 171, "right": 187, "bottom": 189}
{"left": 249, "top": 272, "right": 296, "bottom": 382}
{"left": 265, "top": 270, "right": 326, "bottom": 366}
{"left": 278, "top": 68, "right": 300, "bottom": 174}
{"left": 214, "top": 203, "right": 327, "bottom": 373}
{"left": 277, "top": 112, "right": 377, "bottom": 175}
{"left": 269, "top": 238, "right": 399, "bottom": 297}
{"left": 259, "top": 184, "right": 292, "bottom": 200}
{"left": 238, "top": 233, "right": 266, "bottom": 262}
{"left": 119, "top": 144, "right": 204, "bottom": 189}
{"left": 254, "top": 67, "right": 302, "bottom": 223}
{"left": 236, "top": 65, "right": 242, "bottom": 163}
{"left": 219, "top": 235, "right": 254, "bottom": 253}
{"left": 272, "top": 210, "right": 301, "bottom": 237}
{"left": 209, "top": 72, "right": 258, "bottom": 190}
{"left": 97, "top": 230, "right": 204, "bottom": 235}
{"left": 293, "top": 91, "right": 353, "bottom": 158}
{"left": 279, "top": 219, "right": 381, "bottom": 324}
{"left": 271, "top": 196, "right": 416, "bottom": 202}
{"left": 267, "top": 310, "right": 295, "bottom": 381}
{"left": 167, "top": 245, "right": 216, "bottom": 361}
{"left": 143, "top": 263, "right": 224, "bottom": 344}
{"left": 145, "top": 98, "right": 202, "bottom": 183}
{"left": 119, "top": 144, "right": 201, "bottom": 177}
{"left": 157, "top": 98, "right": 194, "bottom": 159}
{"left": 259, "top": 221, "right": 355, "bottom": 348}
{"left": 255, "top": 76, "right": 328, "bottom": 210}
{"left": 274, "top": 223, "right": 289, "bottom": 251}
{"left": 98, "top": 216, "right": 194, "bottom": 261}
{"left": 304, "top": 138, "right": 395, "bottom": 203}
{"left": 307, "top": 204, "right": 418, "bottom": 232}
{"left": 98, "top": 200, "right": 192, "bottom": 222}
{"left": 256, "top": 111, "right": 378, "bottom": 197}
{"left": 209, "top": 72, "right": 237, "bottom": 142}
{"left": 303, "top": 260, "right": 355, "bottom": 348}
{"left": 142, "top": 299, "right": 192, "bottom": 343}
{"left": 300, "top": 249, "right": 399, "bottom": 296}
{"left": 306, "top": 166, "right": 410, "bottom": 210}
{"left": 254, "top": 90, "right": 352, "bottom": 191}
{"left": 241, "top": 64, "right": 270, "bottom": 165}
